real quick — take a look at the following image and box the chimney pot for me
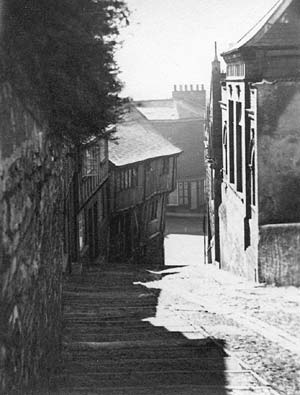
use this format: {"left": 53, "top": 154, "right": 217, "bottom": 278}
{"left": 190, "top": 84, "right": 193, "bottom": 91}
{"left": 196, "top": 84, "right": 199, "bottom": 91}
{"left": 201, "top": 84, "right": 205, "bottom": 90}
{"left": 173, "top": 84, "right": 177, "bottom": 91}
{"left": 184, "top": 84, "right": 188, "bottom": 91}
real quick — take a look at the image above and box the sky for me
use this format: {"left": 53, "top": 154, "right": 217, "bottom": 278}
{"left": 116, "top": 0, "right": 279, "bottom": 100}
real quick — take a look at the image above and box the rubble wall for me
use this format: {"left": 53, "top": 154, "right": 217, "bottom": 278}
{"left": 259, "top": 223, "right": 300, "bottom": 286}
{"left": 0, "top": 84, "right": 66, "bottom": 392}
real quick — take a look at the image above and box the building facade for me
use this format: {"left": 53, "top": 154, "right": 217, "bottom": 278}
{"left": 207, "top": 0, "right": 300, "bottom": 285}
{"left": 135, "top": 84, "right": 206, "bottom": 212}
{"left": 205, "top": 44, "right": 225, "bottom": 264}
{"left": 108, "top": 110, "right": 181, "bottom": 264}
{"left": 75, "top": 138, "right": 110, "bottom": 266}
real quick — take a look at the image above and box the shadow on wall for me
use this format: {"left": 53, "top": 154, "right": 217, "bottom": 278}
{"left": 48, "top": 264, "right": 229, "bottom": 394}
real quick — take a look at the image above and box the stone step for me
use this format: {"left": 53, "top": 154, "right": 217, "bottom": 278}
{"left": 54, "top": 370, "right": 260, "bottom": 389}
{"left": 62, "top": 330, "right": 205, "bottom": 343}
{"left": 59, "top": 356, "right": 243, "bottom": 373}
{"left": 62, "top": 344, "right": 226, "bottom": 361}
{"left": 52, "top": 385, "right": 275, "bottom": 395}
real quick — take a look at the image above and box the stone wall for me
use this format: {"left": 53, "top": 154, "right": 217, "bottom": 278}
{"left": 144, "top": 233, "right": 165, "bottom": 266}
{"left": 0, "top": 84, "right": 67, "bottom": 392}
{"left": 219, "top": 183, "right": 258, "bottom": 281}
{"left": 258, "top": 223, "right": 300, "bottom": 286}
{"left": 256, "top": 81, "right": 300, "bottom": 225}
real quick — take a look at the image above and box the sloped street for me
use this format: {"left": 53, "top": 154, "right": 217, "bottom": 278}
{"left": 48, "top": 216, "right": 285, "bottom": 395}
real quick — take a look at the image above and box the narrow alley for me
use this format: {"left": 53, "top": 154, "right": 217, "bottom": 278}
{"left": 2, "top": 2, "right": 300, "bottom": 394}
{"left": 49, "top": 216, "right": 284, "bottom": 395}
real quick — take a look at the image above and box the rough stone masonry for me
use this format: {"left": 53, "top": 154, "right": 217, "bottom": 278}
{"left": 0, "top": 83, "right": 68, "bottom": 392}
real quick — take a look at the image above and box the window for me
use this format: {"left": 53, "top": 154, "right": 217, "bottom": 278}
{"left": 228, "top": 100, "right": 235, "bottom": 183}
{"left": 82, "top": 140, "right": 106, "bottom": 177}
{"left": 131, "top": 167, "right": 138, "bottom": 187}
{"left": 82, "top": 146, "right": 98, "bottom": 177}
{"left": 222, "top": 121, "right": 228, "bottom": 175}
{"left": 78, "top": 210, "right": 86, "bottom": 252}
{"left": 178, "top": 181, "right": 189, "bottom": 206}
{"left": 124, "top": 169, "right": 129, "bottom": 189}
{"left": 99, "top": 139, "right": 107, "bottom": 164}
{"left": 117, "top": 166, "right": 139, "bottom": 191}
{"left": 150, "top": 199, "right": 159, "bottom": 220}
{"left": 116, "top": 172, "right": 121, "bottom": 192}
{"left": 162, "top": 157, "right": 170, "bottom": 175}
{"left": 236, "top": 102, "right": 243, "bottom": 192}
{"left": 249, "top": 129, "right": 256, "bottom": 206}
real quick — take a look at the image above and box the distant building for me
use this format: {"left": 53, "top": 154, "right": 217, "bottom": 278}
{"left": 135, "top": 84, "right": 206, "bottom": 212}
{"left": 207, "top": 0, "right": 300, "bottom": 285}
{"left": 108, "top": 109, "right": 181, "bottom": 264}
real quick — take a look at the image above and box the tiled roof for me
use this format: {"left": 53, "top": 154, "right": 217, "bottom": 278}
{"left": 223, "top": 0, "right": 298, "bottom": 54}
{"left": 108, "top": 111, "right": 182, "bottom": 167}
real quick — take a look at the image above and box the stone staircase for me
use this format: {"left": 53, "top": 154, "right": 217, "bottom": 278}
{"left": 50, "top": 264, "right": 277, "bottom": 394}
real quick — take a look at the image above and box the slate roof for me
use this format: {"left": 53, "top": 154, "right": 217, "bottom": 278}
{"left": 136, "top": 100, "right": 179, "bottom": 120}
{"left": 223, "top": 0, "right": 299, "bottom": 54}
{"left": 135, "top": 99, "right": 204, "bottom": 121}
{"left": 108, "top": 111, "right": 182, "bottom": 167}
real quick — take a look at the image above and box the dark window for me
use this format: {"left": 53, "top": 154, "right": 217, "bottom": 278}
{"left": 236, "top": 102, "right": 243, "bottom": 192}
{"left": 249, "top": 129, "right": 256, "bottom": 206}
{"left": 117, "top": 166, "right": 139, "bottom": 191}
{"left": 116, "top": 172, "right": 121, "bottom": 192}
{"left": 222, "top": 121, "right": 228, "bottom": 175}
{"left": 120, "top": 171, "right": 125, "bottom": 190}
{"left": 228, "top": 100, "right": 235, "bottom": 183}
{"left": 162, "top": 157, "right": 170, "bottom": 175}
{"left": 178, "top": 182, "right": 189, "bottom": 206}
{"left": 150, "top": 199, "right": 159, "bottom": 220}
{"left": 251, "top": 150, "right": 256, "bottom": 206}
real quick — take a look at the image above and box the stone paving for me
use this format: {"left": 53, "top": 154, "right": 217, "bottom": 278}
{"left": 50, "top": 262, "right": 277, "bottom": 394}
{"left": 148, "top": 233, "right": 300, "bottom": 395}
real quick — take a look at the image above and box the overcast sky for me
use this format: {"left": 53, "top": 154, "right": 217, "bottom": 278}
{"left": 116, "top": 0, "right": 279, "bottom": 100}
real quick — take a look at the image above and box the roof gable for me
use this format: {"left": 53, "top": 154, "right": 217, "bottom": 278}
{"left": 108, "top": 111, "right": 182, "bottom": 167}
{"left": 223, "top": 0, "right": 299, "bottom": 54}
